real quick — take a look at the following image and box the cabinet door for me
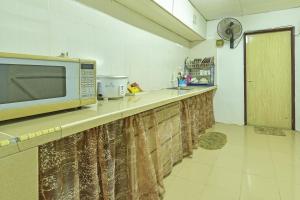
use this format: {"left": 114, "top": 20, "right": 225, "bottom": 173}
{"left": 0, "top": 148, "right": 38, "bottom": 200}
{"left": 173, "top": 0, "right": 194, "bottom": 28}
{"left": 191, "top": 7, "right": 207, "bottom": 38}
{"left": 153, "top": 0, "right": 173, "bottom": 13}
{"left": 173, "top": 0, "right": 206, "bottom": 37}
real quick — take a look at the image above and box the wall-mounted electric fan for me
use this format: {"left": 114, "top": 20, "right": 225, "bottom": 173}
{"left": 217, "top": 18, "right": 243, "bottom": 49}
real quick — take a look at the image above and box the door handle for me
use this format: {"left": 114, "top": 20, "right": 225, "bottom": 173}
{"left": 247, "top": 80, "right": 254, "bottom": 83}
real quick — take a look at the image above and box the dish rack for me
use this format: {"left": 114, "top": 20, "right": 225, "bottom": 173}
{"left": 185, "top": 57, "right": 215, "bottom": 86}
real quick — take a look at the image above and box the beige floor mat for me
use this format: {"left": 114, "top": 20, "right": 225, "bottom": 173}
{"left": 199, "top": 132, "right": 227, "bottom": 150}
{"left": 254, "top": 126, "right": 287, "bottom": 136}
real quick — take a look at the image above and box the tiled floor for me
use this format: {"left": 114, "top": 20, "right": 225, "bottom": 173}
{"left": 163, "top": 123, "right": 300, "bottom": 200}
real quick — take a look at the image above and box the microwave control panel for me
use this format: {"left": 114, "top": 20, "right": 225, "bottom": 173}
{"left": 80, "top": 64, "right": 96, "bottom": 99}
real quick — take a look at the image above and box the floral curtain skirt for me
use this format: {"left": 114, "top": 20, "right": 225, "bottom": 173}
{"left": 180, "top": 91, "right": 215, "bottom": 156}
{"left": 39, "top": 91, "right": 214, "bottom": 200}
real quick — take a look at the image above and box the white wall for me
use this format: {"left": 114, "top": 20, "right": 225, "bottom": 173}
{"left": 0, "top": 0, "right": 189, "bottom": 90}
{"left": 194, "top": 7, "right": 300, "bottom": 130}
{"left": 190, "top": 39, "right": 217, "bottom": 59}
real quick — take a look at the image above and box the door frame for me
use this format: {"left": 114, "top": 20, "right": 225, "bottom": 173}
{"left": 243, "top": 27, "right": 295, "bottom": 130}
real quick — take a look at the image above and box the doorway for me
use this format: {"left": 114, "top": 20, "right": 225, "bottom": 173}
{"left": 244, "top": 27, "right": 295, "bottom": 130}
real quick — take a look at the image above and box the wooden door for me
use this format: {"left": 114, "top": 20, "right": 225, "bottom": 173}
{"left": 245, "top": 28, "right": 294, "bottom": 129}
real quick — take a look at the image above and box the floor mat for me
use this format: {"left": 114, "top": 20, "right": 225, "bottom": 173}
{"left": 199, "top": 132, "right": 227, "bottom": 150}
{"left": 254, "top": 126, "right": 286, "bottom": 136}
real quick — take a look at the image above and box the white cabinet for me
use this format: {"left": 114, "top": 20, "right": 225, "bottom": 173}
{"left": 173, "top": 0, "right": 194, "bottom": 28}
{"left": 111, "top": 0, "right": 206, "bottom": 43}
{"left": 192, "top": 7, "right": 207, "bottom": 38}
{"left": 153, "top": 0, "right": 173, "bottom": 13}
{"left": 173, "top": 0, "right": 206, "bottom": 38}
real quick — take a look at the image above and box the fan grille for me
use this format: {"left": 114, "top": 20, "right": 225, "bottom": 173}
{"left": 218, "top": 18, "right": 243, "bottom": 41}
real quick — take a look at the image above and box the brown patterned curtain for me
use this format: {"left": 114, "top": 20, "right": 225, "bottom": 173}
{"left": 39, "top": 92, "right": 214, "bottom": 200}
{"left": 142, "top": 111, "right": 165, "bottom": 197}
{"left": 206, "top": 91, "right": 215, "bottom": 128}
{"left": 124, "top": 114, "right": 159, "bottom": 200}
{"left": 157, "top": 113, "right": 183, "bottom": 177}
{"left": 180, "top": 100, "right": 193, "bottom": 157}
{"left": 39, "top": 129, "right": 101, "bottom": 200}
{"left": 97, "top": 120, "right": 127, "bottom": 200}
{"left": 39, "top": 111, "right": 160, "bottom": 200}
{"left": 180, "top": 91, "right": 215, "bottom": 154}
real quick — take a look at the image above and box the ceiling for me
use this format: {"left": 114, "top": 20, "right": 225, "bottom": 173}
{"left": 190, "top": 0, "right": 300, "bottom": 20}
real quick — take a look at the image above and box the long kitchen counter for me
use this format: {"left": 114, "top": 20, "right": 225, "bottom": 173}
{"left": 0, "top": 86, "right": 216, "bottom": 158}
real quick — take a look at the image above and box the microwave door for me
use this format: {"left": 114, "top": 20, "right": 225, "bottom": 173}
{"left": 0, "top": 64, "right": 66, "bottom": 104}
{"left": 10, "top": 77, "right": 36, "bottom": 100}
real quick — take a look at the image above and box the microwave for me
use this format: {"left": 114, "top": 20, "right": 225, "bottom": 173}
{"left": 0, "top": 52, "right": 97, "bottom": 122}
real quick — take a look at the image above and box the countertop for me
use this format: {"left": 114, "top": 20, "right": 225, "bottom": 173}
{"left": 0, "top": 86, "right": 216, "bottom": 157}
